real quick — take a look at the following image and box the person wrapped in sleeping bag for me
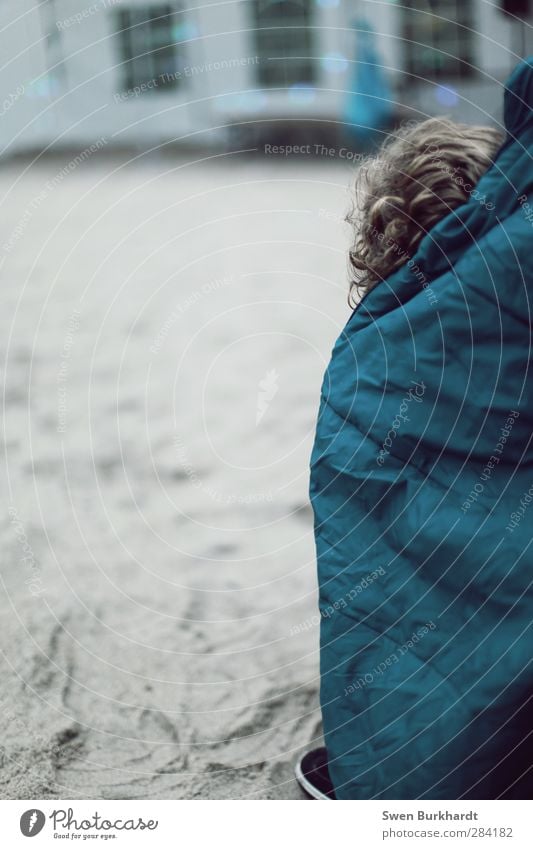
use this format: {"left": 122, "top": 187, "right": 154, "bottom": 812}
{"left": 310, "top": 58, "right": 533, "bottom": 800}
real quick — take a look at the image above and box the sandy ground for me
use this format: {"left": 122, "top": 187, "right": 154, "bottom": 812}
{"left": 0, "top": 150, "right": 351, "bottom": 799}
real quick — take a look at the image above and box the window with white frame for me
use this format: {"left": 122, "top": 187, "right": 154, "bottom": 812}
{"left": 250, "top": 0, "right": 316, "bottom": 87}
{"left": 114, "top": 4, "right": 184, "bottom": 92}
{"left": 402, "top": 0, "right": 475, "bottom": 80}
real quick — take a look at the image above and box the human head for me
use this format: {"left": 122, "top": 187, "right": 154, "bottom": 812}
{"left": 346, "top": 117, "right": 503, "bottom": 305}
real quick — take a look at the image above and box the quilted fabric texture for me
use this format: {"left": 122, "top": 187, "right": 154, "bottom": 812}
{"left": 310, "top": 58, "right": 533, "bottom": 799}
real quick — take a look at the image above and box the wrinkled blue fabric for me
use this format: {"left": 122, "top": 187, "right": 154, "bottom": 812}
{"left": 310, "top": 59, "right": 533, "bottom": 800}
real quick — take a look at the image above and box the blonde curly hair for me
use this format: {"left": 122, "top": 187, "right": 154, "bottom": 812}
{"left": 347, "top": 118, "right": 503, "bottom": 305}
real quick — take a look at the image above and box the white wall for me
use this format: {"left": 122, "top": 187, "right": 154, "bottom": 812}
{"left": 0, "top": 0, "right": 51, "bottom": 154}
{"left": 0, "top": 0, "right": 529, "bottom": 154}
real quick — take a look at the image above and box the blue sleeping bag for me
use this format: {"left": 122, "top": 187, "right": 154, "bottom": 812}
{"left": 310, "top": 58, "right": 533, "bottom": 799}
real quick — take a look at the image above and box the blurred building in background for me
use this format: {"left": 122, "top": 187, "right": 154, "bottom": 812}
{"left": 1, "top": 0, "right": 531, "bottom": 156}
